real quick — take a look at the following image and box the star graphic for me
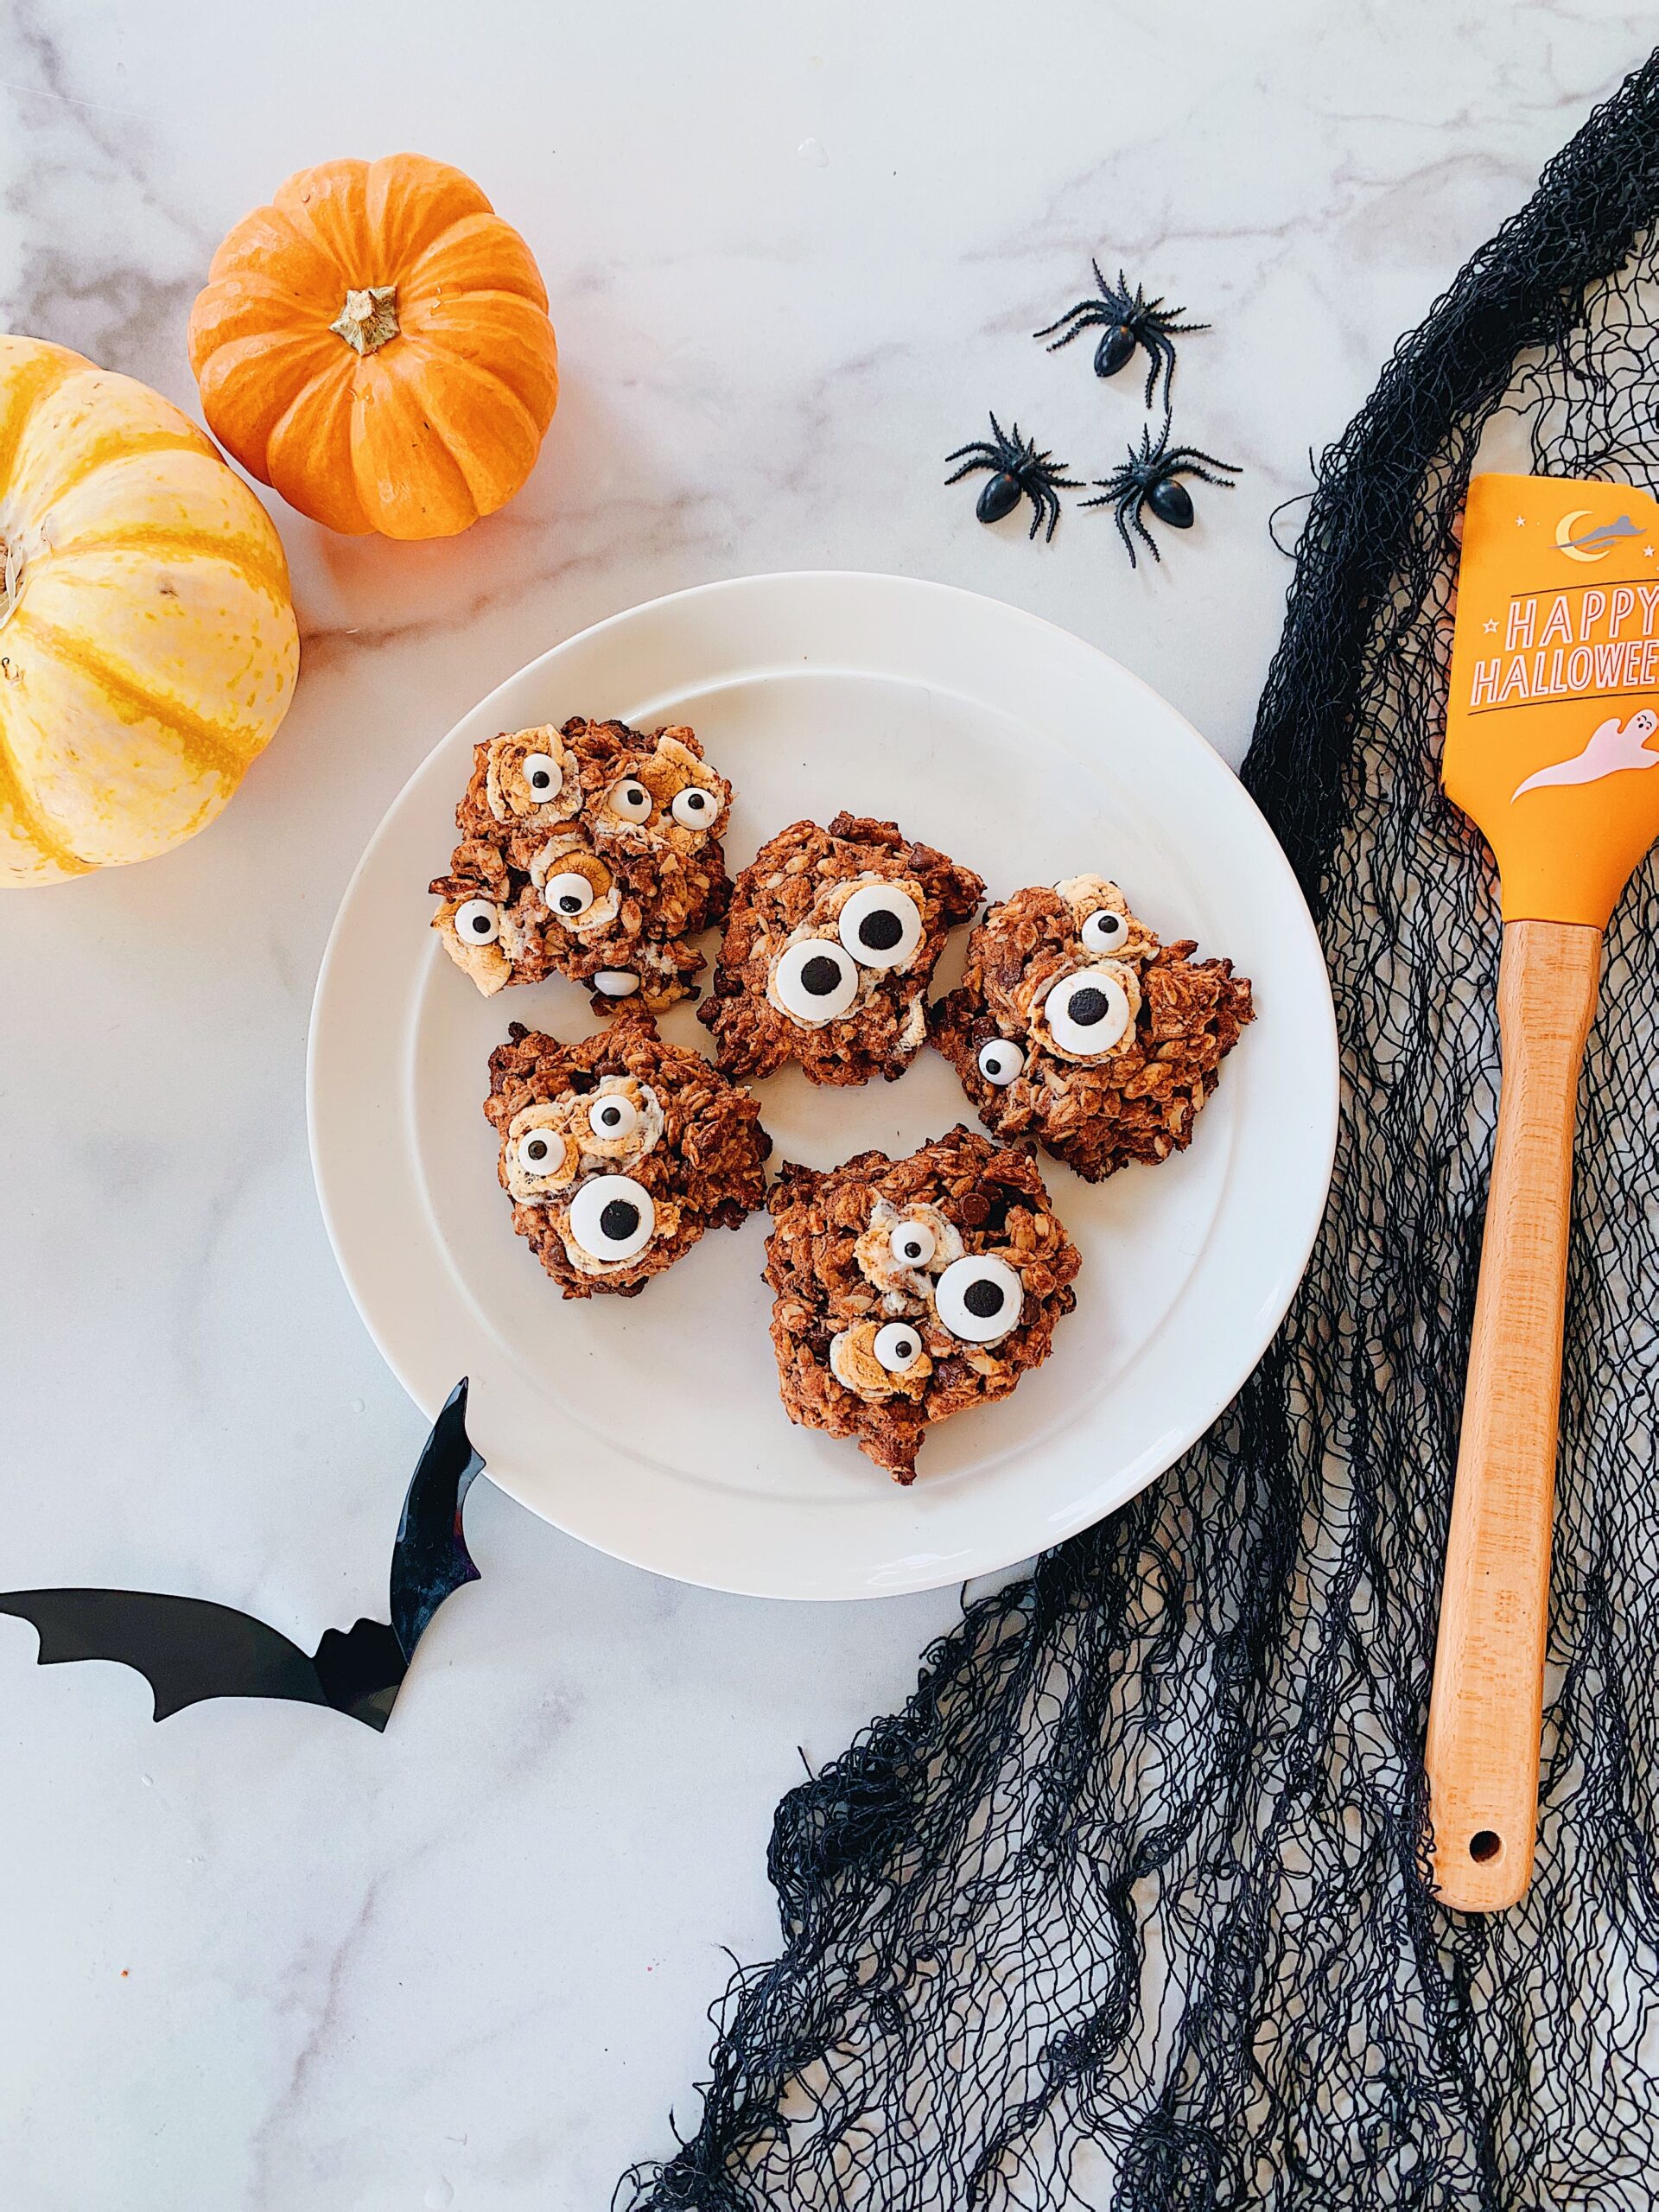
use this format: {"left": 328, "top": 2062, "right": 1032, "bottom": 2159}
{"left": 1645, "top": 544, "right": 1656, "bottom": 558}
{"left": 1516, "top": 515, "right": 1527, "bottom": 526}
{"left": 1483, "top": 619, "right": 1498, "bottom": 633}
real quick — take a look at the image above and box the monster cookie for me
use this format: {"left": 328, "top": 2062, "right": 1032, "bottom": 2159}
{"left": 762, "top": 1128, "right": 1080, "bottom": 1481}
{"left": 930, "top": 874, "right": 1254, "bottom": 1181}
{"left": 699, "top": 814, "right": 984, "bottom": 1084}
{"left": 484, "top": 1012, "right": 771, "bottom": 1297}
{"left": 430, "top": 717, "right": 734, "bottom": 1012}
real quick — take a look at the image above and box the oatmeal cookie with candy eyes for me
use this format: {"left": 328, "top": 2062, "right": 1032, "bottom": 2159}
{"left": 431, "top": 716, "right": 734, "bottom": 1014}
{"left": 699, "top": 814, "right": 984, "bottom": 1085}
{"left": 484, "top": 1010, "right": 771, "bottom": 1297}
{"left": 930, "top": 874, "right": 1254, "bottom": 1181}
{"left": 763, "top": 1128, "right": 1080, "bottom": 1482}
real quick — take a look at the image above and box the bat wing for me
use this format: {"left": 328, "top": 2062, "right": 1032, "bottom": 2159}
{"left": 388, "top": 1377, "right": 486, "bottom": 1665}
{"left": 0, "top": 1589, "right": 327, "bottom": 1722}
{"left": 0, "top": 1377, "right": 486, "bottom": 1735}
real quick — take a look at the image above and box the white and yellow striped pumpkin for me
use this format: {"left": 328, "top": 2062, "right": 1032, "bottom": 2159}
{"left": 0, "top": 335, "right": 299, "bottom": 886}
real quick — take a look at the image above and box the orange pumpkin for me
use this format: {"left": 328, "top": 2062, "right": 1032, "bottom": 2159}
{"left": 188, "top": 155, "right": 559, "bottom": 540}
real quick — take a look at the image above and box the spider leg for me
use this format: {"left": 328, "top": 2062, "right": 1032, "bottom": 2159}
{"left": 1032, "top": 474, "right": 1069, "bottom": 543}
{"left": 1129, "top": 497, "right": 1163, "bottom": 564}
{"left": 1161, "top": 447, "right": 1242, "bottom": 483}
{"left": 1033, "top": 302, "right": 1108, "bottom": 346}
{"left": 1135, "top": 331, "right": 1161, "bottom": 410}
{"left": 1112, "top": 493, "right": 1141, "bottom": 571}
{"left": 943, "top": 442, "right": 1006, "bottom": 480}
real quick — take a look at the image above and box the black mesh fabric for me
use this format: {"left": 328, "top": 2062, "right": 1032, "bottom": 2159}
{"left": 619, "top": 54, "right": 1659, "bottom": 2210}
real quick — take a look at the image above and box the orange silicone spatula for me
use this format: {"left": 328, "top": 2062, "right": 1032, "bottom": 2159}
{"left": 1430, "top": 469, "right": 1659, "bottom": 1909}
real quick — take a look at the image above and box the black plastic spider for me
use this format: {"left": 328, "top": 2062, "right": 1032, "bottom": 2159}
{"left": 1034, "top": 264, "right": 1208, "bottom": 410}
{"left": 944, "top": 413, "right": 1078, "bottom": 541}
{"left": 1081, "top": 422, "right": 1239, "bottom": 568}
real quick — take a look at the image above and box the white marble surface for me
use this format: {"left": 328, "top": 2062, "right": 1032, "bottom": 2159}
{"left": 0, "top": 3, "right": 1651, "bottom": 2203}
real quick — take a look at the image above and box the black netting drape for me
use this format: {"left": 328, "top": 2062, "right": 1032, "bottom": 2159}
{"left": 620, "top": 54, "right": 1659, "bottom": 2211}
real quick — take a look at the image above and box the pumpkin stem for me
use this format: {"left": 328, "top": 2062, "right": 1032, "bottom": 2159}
{"left": 330, "top": 285, "right": 400, "bottom": 356}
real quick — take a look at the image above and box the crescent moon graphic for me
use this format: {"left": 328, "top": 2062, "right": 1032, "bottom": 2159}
{"left": 1555, "top": 508, "right": 1611, "bottom": 563}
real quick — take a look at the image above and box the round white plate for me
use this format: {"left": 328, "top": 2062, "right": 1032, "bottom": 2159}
{"left": 308, "top": 573, "right": 1336, "bottom": 1600}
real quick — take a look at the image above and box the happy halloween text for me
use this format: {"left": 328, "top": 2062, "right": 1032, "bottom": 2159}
{"left": 1468, "top": 584, "right": 1659, "bottom": 706}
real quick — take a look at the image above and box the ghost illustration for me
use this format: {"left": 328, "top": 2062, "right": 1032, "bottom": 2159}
{"left": 1512, "top": 709, "right": 1659, "bottom": 799}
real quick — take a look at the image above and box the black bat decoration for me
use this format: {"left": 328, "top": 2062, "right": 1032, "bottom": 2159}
{"left": 0, "top": 1378, "right": 483, "bottom": 1733}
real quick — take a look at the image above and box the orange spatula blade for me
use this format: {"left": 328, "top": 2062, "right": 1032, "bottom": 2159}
{"left": 1444, "top": 472, "right": 1659, "bottom": 925}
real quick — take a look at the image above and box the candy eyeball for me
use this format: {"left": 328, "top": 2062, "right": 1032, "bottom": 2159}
{"left": 505, "top": 1110, "right": 578, "bottom": 1198}
{"left": 543, "top": 870, "right": 596, "bottom": 921}
{"left": 772, "top": 938, "right": 860, "bottom": 1023}
{"left": 1044, "top": 968, "right": 1133, "bottom": 1057}
{"left": 517, "top": 1128, "right": 567, "bottom": 1177}
{"left": 454, "top": 897, "right": 500, "bottom": 944}
{"left": 934, "top": 1254, "right": 1023, "bottom": 1344}
{"left": 588, "top": 1093, "right": 639, "bottom": 1142}
{"left": 671, "top": 785, "right": 717, "bottom": 830}
{"left": 873, "top": 1321, "right": 926, "bottom": 1373}
{"left": 594, "top": 969, "right": 641, "bottom": 998}
{"left": 1081, "top": 906, "right": 1130, "bottom": 953}
{"left": 567, "top": 1173, "right": 656, "bottom": 1262}
{"left": 888, "top": 1219, "right": 937, "bottom": 1269}
{"left": 607, "top": 779, "right": 653, "bottom": 824}
{"left": 837, "top": 882, "right": 923, "bottom": 970}
{"left": 977, "top": 1037, "right": 1025, "bottom": 1086}
{"left": 523, "top": 751, "right": 563, "bottom": 804}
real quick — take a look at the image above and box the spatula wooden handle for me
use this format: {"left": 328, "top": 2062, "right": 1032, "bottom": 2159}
{"left": 1425, "top": 918, "right": 1602, "bottom": 1910}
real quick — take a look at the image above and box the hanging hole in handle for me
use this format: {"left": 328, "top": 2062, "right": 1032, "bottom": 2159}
{"left": 1469, "top": 1829, "right": 1503, "bottom": 1864}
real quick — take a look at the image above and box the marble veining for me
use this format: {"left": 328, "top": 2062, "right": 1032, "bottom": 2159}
{"left": 1, "top": 3, "right": 1651, "bottom": 2202}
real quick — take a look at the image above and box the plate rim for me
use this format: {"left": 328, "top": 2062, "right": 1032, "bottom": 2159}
{"left": 308, "top": 569, "right": 1337, "bottom": 1599}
